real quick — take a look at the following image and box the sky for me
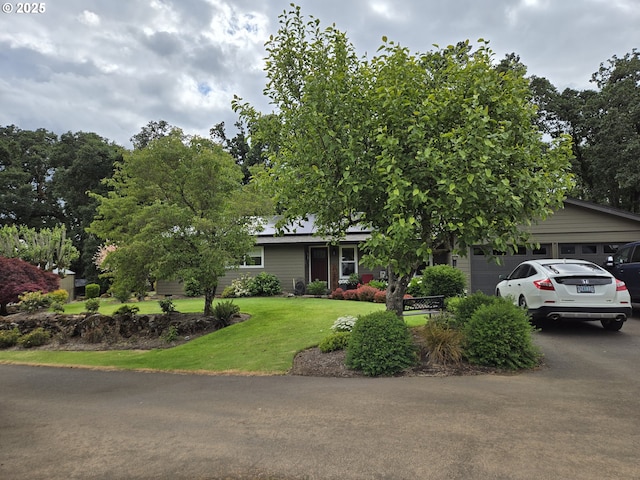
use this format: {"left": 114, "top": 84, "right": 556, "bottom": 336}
{"left": 1, "top": 0, "right": 639, "bottom": 148}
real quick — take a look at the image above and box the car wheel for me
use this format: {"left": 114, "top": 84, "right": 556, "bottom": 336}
{"left": 496, "top": 289, "right": 501, "bottom": 297}
{"left": 518, "top": 295, "right": 528, "bottom": 309}
{"left": 601, "top": 319, "right": 624, "bottom": 331}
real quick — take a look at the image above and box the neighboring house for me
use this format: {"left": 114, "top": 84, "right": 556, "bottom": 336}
{"left": 156, "top": 198, "right": 640, "bottom": 297}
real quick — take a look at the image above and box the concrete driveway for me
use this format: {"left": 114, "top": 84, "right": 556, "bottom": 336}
{"left": 1, "top": 318, "right": 639, "bottom": 480}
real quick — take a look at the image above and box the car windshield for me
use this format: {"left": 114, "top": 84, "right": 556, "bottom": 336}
{"left": 542, "top": 263, "right": 604, "bottom": 275}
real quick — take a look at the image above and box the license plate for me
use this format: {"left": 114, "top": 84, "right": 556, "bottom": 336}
{"left": 576, "top": 285, "right": 595, "bottom": 293}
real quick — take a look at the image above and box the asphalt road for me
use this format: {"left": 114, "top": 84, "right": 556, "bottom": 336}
{"left": 2, "top": 318, "right": 640, "bottom": 480}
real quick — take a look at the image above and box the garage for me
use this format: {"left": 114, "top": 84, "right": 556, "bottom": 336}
{"left": 463, "top": 198, "right": 640, "bottom": 295}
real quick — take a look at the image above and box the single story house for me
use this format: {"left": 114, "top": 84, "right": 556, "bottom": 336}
{"left": 156, "top": 198, "right": 640, "bottom": 297}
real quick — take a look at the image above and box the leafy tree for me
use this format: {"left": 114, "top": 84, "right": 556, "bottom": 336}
{"left": 0, "top": 125, "right": 61, "bottom": 228}
{"left": 51, "top": 131, "right": 122, "bottom": 279}
{"left": 130, "top": 120, "right": 176, "bottom": 150}
{"left": 88, "top": 129, "right": 264, "bottom": 315}
{"left": 0, "top": 224, "right": 79, "bottom": 274}
{"left": 0, "top": 256, "right": 59, "bottom": 315}
{"left": 235, "top": 6, "right": 573, "bottom": 314}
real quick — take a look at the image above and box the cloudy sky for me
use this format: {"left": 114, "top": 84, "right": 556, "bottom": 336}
{"left": 1, "top": 0, "right": 638, "bottom": 147}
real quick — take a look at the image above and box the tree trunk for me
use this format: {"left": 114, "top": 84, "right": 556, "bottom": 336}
{"left": 385, "top": 268, "right": 412, "bottom": 317}
{"left": 203, "top": 284, "right": 217, "bottom": 317}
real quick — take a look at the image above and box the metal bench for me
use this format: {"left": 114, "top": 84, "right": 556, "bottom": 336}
{"left": 402, "top": 295, "right": 445, "bottom": 317}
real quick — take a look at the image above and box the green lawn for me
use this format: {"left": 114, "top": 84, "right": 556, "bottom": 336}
{"left": 0, "top": 297, "right": 420, "bottom": 374}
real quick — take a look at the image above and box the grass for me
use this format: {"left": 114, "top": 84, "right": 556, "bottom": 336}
{"left": 0, "top": 297, "right": 415, "bottom": 374}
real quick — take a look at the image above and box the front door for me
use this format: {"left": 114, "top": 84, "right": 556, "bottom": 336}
{"left": 310, "top": 247, "right": 329, "bottom": 283}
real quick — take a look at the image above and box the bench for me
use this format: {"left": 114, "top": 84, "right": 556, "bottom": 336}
{"left": 402, "top": 295, "right": 445, "bottom": 317}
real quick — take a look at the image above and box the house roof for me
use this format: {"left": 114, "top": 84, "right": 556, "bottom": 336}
{"left": 255, "top": 216, "right": 370, "bottom": 245}
{"left": 564, "top": 197, "right": 640, "bottom": 223}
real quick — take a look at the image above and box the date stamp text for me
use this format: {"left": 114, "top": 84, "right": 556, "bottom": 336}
{"left": 2, "top": 3, "right": 46, "bottom": 14}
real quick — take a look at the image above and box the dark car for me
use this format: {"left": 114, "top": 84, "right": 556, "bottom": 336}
{"left": 604, "top": 241, "right": 640, "bottom": 304}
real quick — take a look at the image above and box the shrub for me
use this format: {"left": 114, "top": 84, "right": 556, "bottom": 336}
{"left": 421, "top": 265, "right": 466, "bottom": 298}
{"left": 330, "top": 288, "right": 345, "bottom": 300}
{"left": 343, "top": 289, "right": 358, "bottom": 301}
{"left": 249, "top": 272, "right": 282, "bottom": 296}
{"left": 306, "top": 280, "right": 328, "bottom": 296}
{"left": 158, "top": 298, "right": 177, "bottom": 314}
{"left": 331, "top": 315, "right": 358, "bottom": 332}
{"left": 184, "top": 277, "right": 203, "bottom": 297}
{"left": 453, "top": 291, "right": 499, "bottom": 328}
{"left": 51, "top": 301, "right": 65, "bottom": 313}
{"left": 229, "top": 274, "right": 253, "bottom": 297}
{"left": 213, "top": 300, "right": 240, "bottom": 327}
{"left": 111, "top": 284, "right": 131, "bottom": 303}
{"left": 114, "top": 304, "right": 140, "bottom": 316}
{"left": 367, "top": 279, "right": 387, "bottom": 290}
{"left": 407, "top": 276, "right": 424, "bottom": 297}
{"left": 47, "top": 289, "right": 69, "bottom": 305}
{"left": 219, "top": 286, "right": 233, "bottom": 298}
{"left": 463, "top": 298, "right": 540, "bottom": 370}
{"left": 346, "top": 272, "right": 361, "bottom": 289}
{"left": 0, "top": 327, "right": 21, "bottom": 348}
{"left": 373, "top": 290, "right": 387, "bottom": 303}
{"left": 318, "top": 331, "right": 351, "bottom": 353}
{"left": 18, "top": 291, "right": 51, "bottom": 312}
{"left": 85, "top": 298, "right": 100, "bottom": 313}
{"left": 17, "top": 327, "right": 50, "bottom": 348}
{"left": 416, "top": 316, "right": 465, "bottom": 366}
{"left": 85, "top": 283, "right": 101, "bottom": 299}
{"left": 355, "top": 285, "right": 378, "bottom": 302}
{"left": 346, "top": 311, "right": 417, "bottom": 376}
{"left": 162, "top": 325, "right": 179, "bottom": 343}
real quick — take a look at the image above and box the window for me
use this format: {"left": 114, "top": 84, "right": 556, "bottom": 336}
{"left": 533, "top": 246, "right": 547, "bottom": 255}
{"left": 240, "top": 247, "right": 264, "bottom": 268}
{"left": 560, "top": 244, "right": 576, "bottom": 255}
{"left": 340, "top": 246, "right": 357, "bottom": 278}
{"left": 581, "top": 245, "right": 597, "bottom": 254}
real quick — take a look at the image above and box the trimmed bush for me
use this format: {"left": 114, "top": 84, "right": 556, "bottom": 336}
{"left": 306, "top": 280, "right": 328, "bottom": 296}
{"left": 213, "top": 300, "right": 240, "bottom": 327}
{"left": 318, "top": 331, "right": 351, "bottom": 353}
{"left": 373, "top": 290, "right": 387, "bottom": 303}
{"left": 367, "top": 279, "right": 387, "bottom": 290}
{"left": 355, "top": 285, "right": 378, "bottom": 302}
{"left": 0, "top": 327, "right": 21, "bottom": 348}
{"left": 421, "top": 265, "right": 466, "bottom": 298}
{"left": 346, "top": 311, "right": 417, "bottom": 376}
{"left": 330, "top": 288, "right": 345, "bottom": 300}
{"left": 452, "top": 291, "right": 499, "bottom": 328}
{"left": 184, "top": 277, "right": 203, "bottom": 297}
{"left": 85, "top": 298, "right": 100, "bottom": 313}
{"left": 85, "top": 283, "right": 100, "bottom": 299}
{"left": 249, "top": 272, "right": 282, "bottom": 296}
{"left": 114, "top": 304, "right": 140, "bottom": 316}
{"left": 463, "top": 298, "right": 540, "bottom": 370}
{"left": 229, "top": 275, "right": 253, "bottom": 297}
{"left": 47, "top": 289, "right": 69, "bottom": 304}
{"left": 18, "top": 291, "right": 51, "bottom": 312}
{"left": 343, "top": 289, "right": 358, "bottom": 301}
{"left": 17, "top": 327, "right": 50, "bottom": 348}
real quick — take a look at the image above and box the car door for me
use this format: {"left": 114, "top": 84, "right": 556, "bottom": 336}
{"left": 616, "top": 245, "right": 640, "bottom": 302}
{"left": 500, "top": 264, "right": 532, "bottom": 303}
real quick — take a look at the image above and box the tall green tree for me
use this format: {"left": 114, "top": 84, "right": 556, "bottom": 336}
{"left": 51, "top": 131, "right": 122, "bottom": 279}
{"left": 235, "top": 6, "right": 573, "bottom": 314}
{"left": 88, "top": 129, "right": 263, "bottom": 315}
{"left": 0, "top": 125, "right": 61, "bottom": 228}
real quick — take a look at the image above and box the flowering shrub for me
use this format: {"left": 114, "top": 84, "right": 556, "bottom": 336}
{"left": 373, "top": 290, "right": 387, "bottom": 303}
{"left": 229, "top": 274, "right": 253, "bottom": 297}
{"left": 330, "top": 288, "right": 344, "bottom": 300}
{"left": 331, "top": 315, "right": 358, "bottom": 332}
{"left": 343, "top": 289, "right": 358, "bottom": 300}
{"left": 355, "top": 285, "right": 378, "bottom": 302}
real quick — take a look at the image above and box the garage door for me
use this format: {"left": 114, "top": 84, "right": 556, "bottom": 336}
{"left": 470, "top": 242, "right": 625, "bottom": 295}
{"left": 470, "top": 244, "right": 552, "bottom": 295}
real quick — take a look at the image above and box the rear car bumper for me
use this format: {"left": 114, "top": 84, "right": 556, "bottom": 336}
{"left": 530, "top": 306, "right": 631, "bottom": 321}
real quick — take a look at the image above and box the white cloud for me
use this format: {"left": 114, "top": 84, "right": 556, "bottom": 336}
{"left": 78, "top": 10, "right": 100, "bottom": 27}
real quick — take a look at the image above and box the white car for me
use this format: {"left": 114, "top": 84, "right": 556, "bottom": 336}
{"left": 495, "top": 259, "right": 631, "bottom": 331}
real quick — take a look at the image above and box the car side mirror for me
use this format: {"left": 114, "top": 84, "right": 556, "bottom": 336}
{"left": 604, "top": 256, "right": 615, "bottom": 267}
{"left": 498, "top": 274, "right": 506, "bottom": 281}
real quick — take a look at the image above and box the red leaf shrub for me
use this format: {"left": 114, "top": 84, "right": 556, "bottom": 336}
{"left": 356, "top": 285, "right": 378, "bottom": 302}
{"left": 0, "top": 256, "right": 59, "bottom": 315}
{"left": 343, "top": 289, "right": 359, "bottom": 301}
{"left": 330, "top": 288, "right": 345, "bottom": 300}
{"left": 373, "top": 290, "right": 387, "bottom": 303}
